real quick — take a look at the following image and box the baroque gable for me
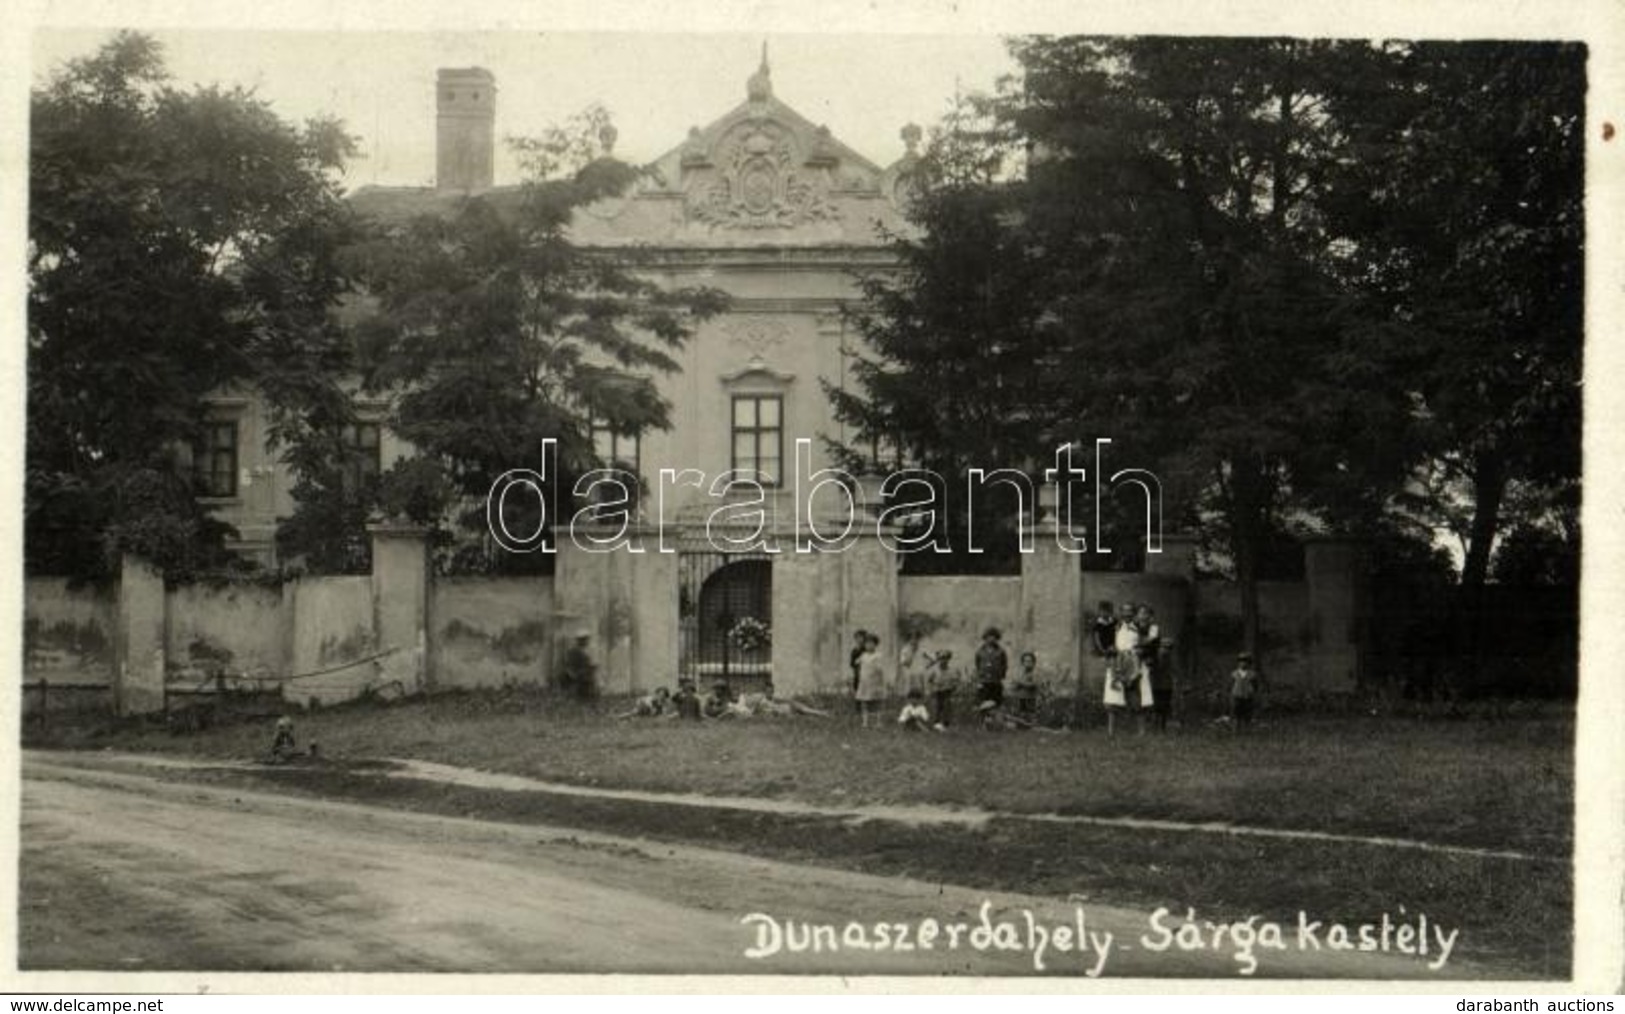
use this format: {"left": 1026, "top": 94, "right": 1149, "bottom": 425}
{"left": 569, "top": 53, "right": 919, "bottom": 249}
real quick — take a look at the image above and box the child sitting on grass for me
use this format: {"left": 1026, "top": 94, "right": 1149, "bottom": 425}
{"left": 672, "top": 678, "right": 703, "bottom": 720}
{"left": 702, "top": 679, "right": 737, "bottom": 719}
{"left": 613, "top": 686, "right": 672, "bottom": 719}
{"left": 897, "top": 689, "right": 933, "bottom": 732}
{"left": 736, "top": 682, "right": 832, "bottom": 718}
{"left": 269, "top": 715, "right": 297, "bottom": 761}
{"left": 976, "top": 699, "right": 1066, "bottom": 734}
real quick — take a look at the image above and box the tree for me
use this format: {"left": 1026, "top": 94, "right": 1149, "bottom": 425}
{"left": 1321, "top": 42, "right": 1585, "bottom": 593}
{"left": 284, "top": 113, "right": 728, "bottom": 571}
{"left": 826, "top": 99, "right": 1059, "bottom": 572}
{"left": 837, "top": 38, "right": 1420, "bottom": 645}
{"left": 28, "top": 31, "right": 358, "bottom": 581}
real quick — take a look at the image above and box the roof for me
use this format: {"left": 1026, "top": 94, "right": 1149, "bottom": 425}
{"left": 349, "top": 57, "right": 923, "bottom": 251}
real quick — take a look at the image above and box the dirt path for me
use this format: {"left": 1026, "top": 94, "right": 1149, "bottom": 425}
{"left": 21, "top": 753, "right": 1487, "bottom": 979}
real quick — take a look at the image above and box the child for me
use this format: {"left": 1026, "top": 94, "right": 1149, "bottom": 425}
{"left": 743, "top": 682, "right": 831, "bottom": 718}
{"left": 269, "top": 715, "right": 297, "bottom": 762}
{"left": 974, "top": 627, "right": 1009, "bottom": 708}
{"left": 1012, "top": 651, "right": 1040, "bottom": 718}
{"left": 614, "top": 686, "right": 671, "bottom": 719}
{"left": 560, "top": 634, "right": 598, "bottom": 701}
{"left": 1105, "top": 604, "right": 1152, "bottom": 736}
{"left": 977, "top": 699, "right": 1066, "bottom": 734}
{"left": 926, "top": 649, "right": 957, "bottom": 729}
{"left": 1134, "top": 605, "right": 1169, "bottom": 733}
{"left": 849, "top": 628, "right": 870, "bottom": 711}
{"left": 1090, "top": 601, "right": 1118, "bottom": 658}
{"left": 672, "top": 677, "right": 703, "bottom": 720}
{"left": 1230, "top": 652, "right": 1260, "bottom": 732}
{"left": 897, "top": 689, "right": 933, "bottom": 731}
{"left": 898, "top": 631, "right": 926, "bottom": 696}
{"left": 855, "top": 632, "right": 887, "bottom": 728}
{"left": 702, "top": 679, "right": 736, "bottom": 719}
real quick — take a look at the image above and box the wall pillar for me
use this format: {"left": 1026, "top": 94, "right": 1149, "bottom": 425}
{"left": 626, "top": 526, "right": 678, "bottom": 696}
{"left": 114, "top": 554, "right": 166, "bottom": 716}
{"left": 368, "top": 522, "right": 431, "bottom": 694}
{"left": 1304, "top": 537, "right": 1363, "bottom": 692}
{"left": 771, "top": 548, "right": 828, "bottom": 696}
{"left": 553, "top": 526, "right": 624, "bottom": 694}
{"left": 1020, "top": 517, "right": 1082, "bottom": 690}
{"left": 841, "top": 533, "right": 899, "bottom": 686}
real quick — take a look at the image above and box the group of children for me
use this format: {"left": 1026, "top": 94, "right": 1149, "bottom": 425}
{"left": 1090, "top": 599, "right": 1260, "bottom": 734}
{"left": 613, "top": 676, "right": 831, "bottom": 722}
{"left": 609, "top": 603, "right": 1263, "bottom": 735}
{"left": 865, "top": 626, "right": 1054, "bottom": 734}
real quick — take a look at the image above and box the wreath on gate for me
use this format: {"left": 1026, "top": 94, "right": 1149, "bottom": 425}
{"left": 729, "top": 616, "right": 772, "bottom": 653}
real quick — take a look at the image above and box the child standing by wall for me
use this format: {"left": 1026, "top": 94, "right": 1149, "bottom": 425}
{"left": 849, "top": 628, "right": 869, "bottom": 712}
{"left": 1230, "top": 652, "right": 1260, "bottom": 732}
{"left": 1012, "top": 651, "right": 1040, "bottom": 718}
{"left": 974, "top": 628, "right": 1009, "bottom": 708}
{"left": 856, "top": 632, "right": 887, "bottom": 729}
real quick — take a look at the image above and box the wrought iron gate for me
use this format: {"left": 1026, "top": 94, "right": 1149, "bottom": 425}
{"left": 678, "top": 551, "right": 773, "bottom": 688}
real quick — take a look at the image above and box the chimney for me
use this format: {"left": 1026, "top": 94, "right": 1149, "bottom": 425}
{"left": 436, "top": 67, "right": 496, "bottom": 192}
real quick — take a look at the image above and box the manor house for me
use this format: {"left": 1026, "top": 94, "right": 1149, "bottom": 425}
{"left": 179, "top": 56, "right": 1362, "bottom": 701}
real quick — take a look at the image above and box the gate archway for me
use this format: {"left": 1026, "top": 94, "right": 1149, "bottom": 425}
{"left": 679, "top": 554, "right": 772, "bottom": 688}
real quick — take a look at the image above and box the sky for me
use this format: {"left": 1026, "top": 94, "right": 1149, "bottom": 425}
{"left": 31, "top": 30, "right": 1019, "bottom": 191}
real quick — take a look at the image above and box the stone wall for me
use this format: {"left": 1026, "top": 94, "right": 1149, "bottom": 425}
{"left": 431, "top": 577, "right": 554, "bottom": 689}
{"left": 24, "top": 527, "right": 1363, "bottom": 717}
{"left": 24, "top": 579, "right": 117, "bottom": 686}
{"left": 285, "top": 576, "right": 376, "bottom": 706}
{"left": 23, "top": 579, "right": 118, "bottom": 716}
{"left": 897, "top": 575, "right": 1024, "bottom": 663}
{"left": 166, "top": 583, "right": 286, "bottom": 683}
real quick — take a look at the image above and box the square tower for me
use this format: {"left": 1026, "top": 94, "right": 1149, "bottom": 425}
{"left": 436, "top": 67, "right": 496, "bottom": 192}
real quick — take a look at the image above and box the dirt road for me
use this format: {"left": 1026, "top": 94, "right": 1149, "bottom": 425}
{"left": 21, "top": 752, "right": 1485, "bottom": 978}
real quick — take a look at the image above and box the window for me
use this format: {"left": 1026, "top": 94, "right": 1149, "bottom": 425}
{"left": 587, "top": 419, "right": 641, "bottom": 522}
{"left": 194, "top": 421, "right": 239, "bottom": 499}
{"left": 731, "top": 395, "right": 783, "bottom": 486}
{"left": 341, "top": 421, "right": 382, "bottom": 492}
{"left": 590, "top": 420, "right": 641, "bottom": 477}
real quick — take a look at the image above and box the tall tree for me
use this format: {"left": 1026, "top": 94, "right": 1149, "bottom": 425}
{"left": 286, "top": 114, "right": 728, "bottom": 572}
{"left": 837, "top": 38, "right": 1419, "bottom": 647}
{"left": 1321, "top": 41, "right": 1585, "bottom": 593}
{"left": 28, "top": 31, "right": 358, "bottom": 581}
{"left": 1014, "top": 37, "right": 1426, "bottom": 652}
{"left": 827, "top": 99, "right": 1059, "bottom": 571}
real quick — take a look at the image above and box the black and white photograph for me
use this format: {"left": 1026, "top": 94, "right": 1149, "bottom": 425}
{"left": 11, "top": 0, "right": 1623, "bottom": 993}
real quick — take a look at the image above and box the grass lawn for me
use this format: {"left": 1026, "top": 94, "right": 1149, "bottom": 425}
{"left": 37, "top": 687, "right": 1573, "bottom": 854}
{"left": 28, "top": 689, "right": 1574, "bottom": 977}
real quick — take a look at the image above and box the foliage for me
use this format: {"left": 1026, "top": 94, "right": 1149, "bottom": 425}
{"left": 1490, "top": 520, "right": 1580, "bottom": 587}
{"left": 280, "top": 119, "right": 728, "bottom": 572}
{"left": 835, "top": 38, "right": 1417, "bottom": 637}
{"left": 28, "top": 31, "right": 359, "bottom": 581}
{"left": 1319, "top": 41, "right": 1585, "bottom": 590}
{"left": 831, "top": 37, "right": 1584, "bottom": 651}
